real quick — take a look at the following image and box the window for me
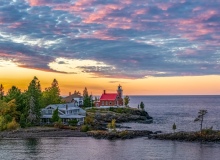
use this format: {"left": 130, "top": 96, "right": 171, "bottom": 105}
{"left": 110, "top": 102, "right": 112, "bottom": 105}
{"left": 106, "top": 101, "right": 108, "bottom": 105}
{"left": 102, "top": 101, "right": 104, "bottom": 105}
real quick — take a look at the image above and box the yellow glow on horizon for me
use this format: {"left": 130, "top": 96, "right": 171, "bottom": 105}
{"left": 48, "top": 57, "right": 114, "bottom": 74}
{"left": 1, "top": 59, "right": 220, "bottom": 96}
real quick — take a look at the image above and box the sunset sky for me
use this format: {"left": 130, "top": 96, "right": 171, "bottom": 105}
{"left": 0, "top": 0, "right": 220, "bottom": 96}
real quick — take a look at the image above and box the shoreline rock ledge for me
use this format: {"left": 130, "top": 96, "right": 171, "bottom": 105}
{"left": 150, "top": 131, "right": 220, "bottom": 142}
{"left": 87, "top": 130, "right": 153, "bottom": 140}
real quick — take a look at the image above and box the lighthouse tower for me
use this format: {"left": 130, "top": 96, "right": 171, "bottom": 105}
{"left": 117, "top": 84, "right": 123, "bottom": 99}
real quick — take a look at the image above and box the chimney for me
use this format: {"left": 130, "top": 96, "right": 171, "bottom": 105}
{"left": 69, "top": 92, "right": 71, "bottom": 96}
{"left": 103, "top": 90, "right": 106, "bottom": 94}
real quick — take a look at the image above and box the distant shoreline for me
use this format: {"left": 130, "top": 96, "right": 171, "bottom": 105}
{"left": 0, "top": 127, "right": 87, "bottom": 139}
{"left": 2, "top": 127, "right": 220, "bottom": 142}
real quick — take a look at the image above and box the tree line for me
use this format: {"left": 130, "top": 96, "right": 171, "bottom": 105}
{"left": 0, "top": 76, "right": 64, "bottom": 130}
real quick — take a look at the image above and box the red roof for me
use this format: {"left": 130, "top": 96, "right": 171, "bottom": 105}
{"left": 100, "top": 93, "right": 117, "bottom": 100}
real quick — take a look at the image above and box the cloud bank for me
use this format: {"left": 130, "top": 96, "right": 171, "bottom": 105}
{"left": 0, "top": 0, "right": 220, "bottom": 78}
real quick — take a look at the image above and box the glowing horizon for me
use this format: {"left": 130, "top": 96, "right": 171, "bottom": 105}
{"left": 1, "top": 0, "right": 220, "bottom": 96}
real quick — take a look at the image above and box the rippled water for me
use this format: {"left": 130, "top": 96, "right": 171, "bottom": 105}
{"left": 1, "top": 96, "right": 220, "bottom": 160}
{"left": 1, "top": 137, "right": 220, "bottom": 160}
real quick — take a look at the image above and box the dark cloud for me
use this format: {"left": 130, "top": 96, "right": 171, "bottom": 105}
{"left": 0, "top": 0, "right": 220, "bottom": 78}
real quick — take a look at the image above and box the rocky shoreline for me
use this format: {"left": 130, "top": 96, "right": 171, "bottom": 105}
{"left": 0, "top": 127, "right": 87, "bottom": 139}
{"left": 0, "top": 127, "right": 153, "bottom": 140}
{"left": 2, "top": 127, "right": 220, "bottom": 142}
{"left": 90, "top": 107, "right": 153, "bottom": 123}
{"left": 150, "top": 131, "right": 220, "bottom": 142}
{"left": 87, "top": 130, "right": 153, "bottom": 140}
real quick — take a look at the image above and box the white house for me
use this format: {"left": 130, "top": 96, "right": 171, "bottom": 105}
{"left": 41, "top": 103, "right": 86, "bottom": 125}
{"left": 62, "top": 92, "right": 83, "bottom": 107}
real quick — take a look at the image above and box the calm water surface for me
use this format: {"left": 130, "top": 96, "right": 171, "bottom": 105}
{"left": 1, "top": 137, "right": 220, "bottom": 160}
{"left": 125, "top": 95, "right": 220, "bottom": 132}
{"left": 1, "top": 96, "right": 220, "bottom": 160}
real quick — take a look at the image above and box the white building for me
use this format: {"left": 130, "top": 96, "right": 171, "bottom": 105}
{"left": 41, "top": 103, "right": 86, "bottom": 125}
{"left": 62, "top": 92, "right": 83, "bottom": 107}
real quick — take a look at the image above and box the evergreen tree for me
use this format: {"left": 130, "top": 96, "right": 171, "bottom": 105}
{"left": 194, "top": 110, "right": 208, "bottom": 133}
{"left": 27, "top": 96, "right": 37, "bottom": 124}
{"left": 83, "top": 87, "right": 91, "bottom": 107}
{"left": 172, "top": 123, "right": 177, "bottom": 133}
{"left": 140, "top": 102, "right": 145, "bottom": 110}
{"left": 26, "top": 76, "right": 42, "bottom": 125}
{"left": 83, "top": 87, "right": 89, "bottom": 97}
{"left": 19, "top": 114, "right": 26, "bottom": 128}
{"left": 124, "top": 96, "right": 130, "bottom": 107}
{"left": 41, "top": 79, "right": 62, "bottom": 108}
{"left": 4, "top": 86, "right": 26, "bottom": 116}
{"left": 74, "top": 90, "right": 81, "bottom": 95}
{"left": 52, "top": 108, "right": 60, "bottom": 122}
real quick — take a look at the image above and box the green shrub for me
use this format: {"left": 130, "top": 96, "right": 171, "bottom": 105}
{"left": 0, "top": 116, "right": 7, "bottom": 131}
{"left": 7, "top": 118, "right": 19, "bottom": 131}
{"left": 68, "top": 119, "right": 78, "bottom": 126}
{"left": 84, "top": 116, "right": 94, "bottom": 125}
{"left": 107, "top": 119, "right": 116, "bottom": 131}
{"left": 202, "top": 127, "right": 215, "bottom": 135}
{"left": 109, "top": 107, "right": 114, "bottom": 112}
{"left": 116, "top": 108, "right": 123, "bottom": 113}
{"left": 4, "top": 114, "right": 12, "bottom": 123}
{"left": 54, "top": 119, "right": 64, "bottom": 128}
{"left": 80, "top": 125, "right": 90, "bottom": 132}
{"left": 119, "top": 130, "right": 129, "bottom": 137}
{"left": 70, "top": 126, "right": 78, "bottom": 130}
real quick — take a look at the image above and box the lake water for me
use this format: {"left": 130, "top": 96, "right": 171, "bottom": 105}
{"left": 125, "top": 95, "right": 220, "bottom": 132}
{"left": 1, "top": 95, "right": 220, "bottom": 160}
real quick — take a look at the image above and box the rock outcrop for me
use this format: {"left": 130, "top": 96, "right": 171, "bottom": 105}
{"left": 90, "top": 107, "right": 153, "bottom": 123}
{"left": 150, "top": 131, "right": 220, "bottom": 142}
{"left": 87, "top": 130, "right": 153, "bottom": 140}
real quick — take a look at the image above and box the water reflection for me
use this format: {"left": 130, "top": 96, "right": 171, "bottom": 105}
{"left": 24, "top": 138, "right": 40, "bottom": 159}
{"left": 1, "top": 138, "right": 220, "bottom": 160}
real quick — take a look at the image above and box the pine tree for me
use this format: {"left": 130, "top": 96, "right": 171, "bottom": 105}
{"left": 194, "top": 110, "right": 208, "bottom": 133}
{"left": 172, "top": 123, "right": 176, "bottom": 133}
{"left": 83, "top": 87, "right": 88, "bottom": 97}
{"left": 42, "top": 79, "right": 62, "bottom": 108}
{"left": 124, "top": 96, "right": 130, "bottom": 107}
{"left": 74, "top": 90, "right": 81, "bottom": 95}
{"left": 52, "top": 108, "right": 60, "bottom": 122}
{"left": 19, "top": 114, "right": 26, "bottom": 128}
{"left": 26, "top": 77, "right": 42, "bottom": 125}
{"left": 27, "top": 96, "right": 37, "bottom": 124}
{"left": 83, "top": 87, "right": 91, "bottom": 107}
{"left": 140, "top": 102, "right": 145, "bottom": 110}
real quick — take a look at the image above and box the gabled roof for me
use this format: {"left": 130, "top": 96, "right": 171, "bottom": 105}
{"left": 100, "top": 93, "right": 117, "bottom": 100}
{"left": 62, "top": 93, "right": 82, "bottom": 103}
{"left": 43, "top": 103, "right": 86, "bottom": 115}
{"left": 45, "top": 103, "right": 80, "bottom": 110}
